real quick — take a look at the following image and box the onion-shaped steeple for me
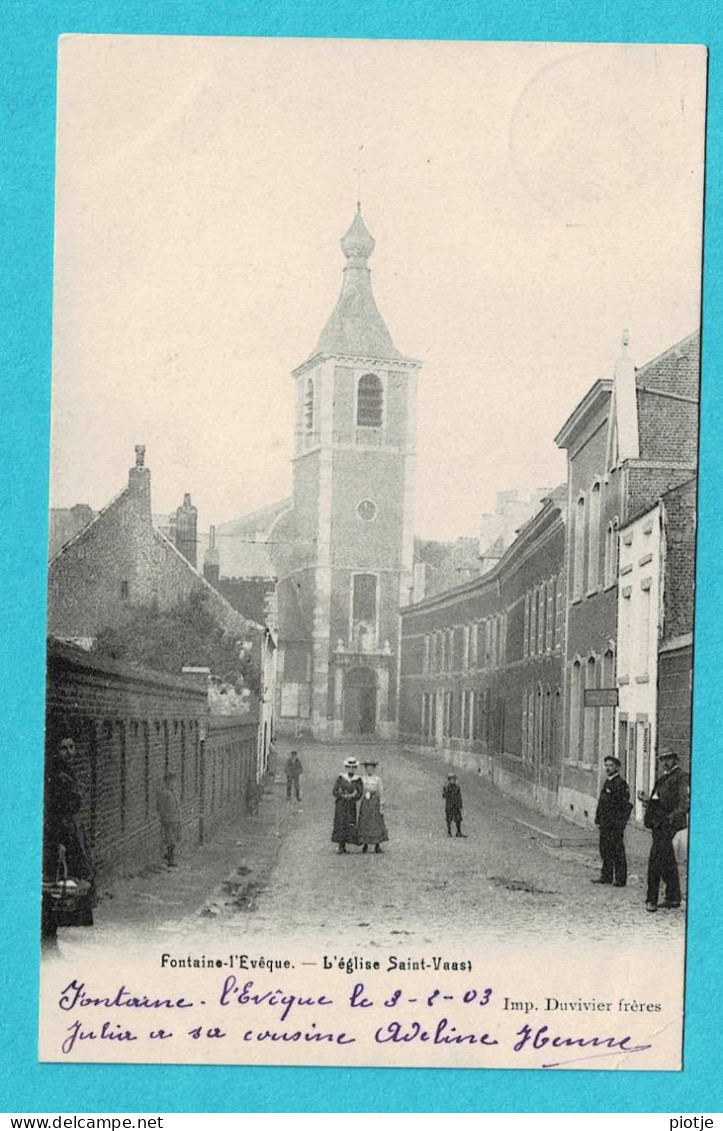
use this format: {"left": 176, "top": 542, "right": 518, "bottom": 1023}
{"left": 313, "top": 206, "right": 400, "bottom": 360}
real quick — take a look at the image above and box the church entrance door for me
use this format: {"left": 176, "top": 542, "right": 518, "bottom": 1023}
{"left": 343, "top": 667, "right": 377, "bottom": 735}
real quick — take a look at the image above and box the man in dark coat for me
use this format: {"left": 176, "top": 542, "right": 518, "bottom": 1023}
{"left": 285, "top": 750, "right": 303, "bottom": 802}
{"left": 640, "top": 749, "right": 689, "bottom": 912}
{"left": 592, "top": 755, "right": 632, "bottom": 887}
{"left": 443, "top": 773, "right": 465, "bottom": 837}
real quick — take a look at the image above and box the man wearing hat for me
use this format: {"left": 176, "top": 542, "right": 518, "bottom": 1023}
{"left": 331, "top": 757, "right": 363, "bottom": 854}
{"left": 592, "top": 755, "right": 632, "bottom": 887}
{"left": 639, "top": 749, "right": 689, "bottom": 912}
{"left": 442, "top": 773, "right": 465, "bottom": 837}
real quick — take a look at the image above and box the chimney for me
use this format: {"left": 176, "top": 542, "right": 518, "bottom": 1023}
{"left": 174, "top": 492, "right": 198, "bottom": 567}
{"left": 204, "top": 524, "right": 220, "bottom": 585}
{"left": 128, "top": 444, "right": 151, "bottom": 512}
{"left": 612, "top": 329, "right": 640, "bottom": 463}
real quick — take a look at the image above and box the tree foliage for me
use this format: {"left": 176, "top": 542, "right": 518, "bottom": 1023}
{"left": 92, "top": 586, "right": 260, "bottom": 695}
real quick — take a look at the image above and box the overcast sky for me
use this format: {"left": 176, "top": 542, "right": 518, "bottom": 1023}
{"left": 50, "top": 37, "right": 706, "bottom": 540}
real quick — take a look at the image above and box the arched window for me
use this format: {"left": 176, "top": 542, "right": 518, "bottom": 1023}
{"left": 604, "top": 522, "right": 613, "bottom": 585}
{"left": 555, "top": 572, "right": 565, "bottom": 649}
{"left": 599, "top": 647, "right": 615, "bottom": 761}
{"left": 545, "top": 578, "right": 554, "bottom": 652}
{"left": 523, "top": 593, "right": 530, "bottom": 657}
{"left": 583, "top": 656, "right": 597, "bottom": 764}
{"left": 537, "top": 584, "right": 546, "bottom": 654}
{"left": 304, "top": 377, "right": 315, "bottom": 437}
{"left": 611, "top": 516, "right": 619, "bottom": 581}
{"left": 522, "top": 690, "right": 528, "bottom": 759}
{"left": 357, "top": 373, "right": 384, "bottom": 428}
{"left": 535, "top": 685, "right": 543, "bottom": 763}
{"left": 574, "top": 494, "right": 586, "bottom": 599}
{"left": 588, "top": 481, "right": 601, "bottom": 591}
{"left": 569, "top": 660, "right": 582, "bottom": 762}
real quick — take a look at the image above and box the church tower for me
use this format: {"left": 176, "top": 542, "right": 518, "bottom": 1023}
{"left": 278, "top": 207, "right": 421, "bottom": 739}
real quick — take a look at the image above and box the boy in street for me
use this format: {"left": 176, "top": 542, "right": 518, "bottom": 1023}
{"left": 157, "top": 772, "right": 182, "bottom": 867}
{"left": 443, "top": 773, "right": 465, "bottom": 837}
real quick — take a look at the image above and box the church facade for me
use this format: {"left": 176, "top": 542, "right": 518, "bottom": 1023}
{"left": 219, "top": 208, "right": 421, "bottom": 739}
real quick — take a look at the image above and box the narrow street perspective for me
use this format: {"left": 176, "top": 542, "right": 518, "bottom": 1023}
{"left": 69, "top": 738, "right": 685, "bottom": 956}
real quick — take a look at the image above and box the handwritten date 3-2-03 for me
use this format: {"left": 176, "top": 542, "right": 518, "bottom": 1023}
{"left": 53, "top": 978, "right": 656, "bottom": 1068}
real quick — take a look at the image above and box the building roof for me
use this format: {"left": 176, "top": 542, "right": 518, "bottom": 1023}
{"left": 403, "top": 486, "right": 566, "bottom": 615}
{"left": 214, "top": 497, "right": 291, "bottom": 578}
{"left": 310, "top": 206, "right": 401, "bottom": 361}
{"left": 555, "top": 379, "right": 612, "bottom": 450}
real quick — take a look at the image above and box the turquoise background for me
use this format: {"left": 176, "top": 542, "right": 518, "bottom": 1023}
{"left": 1, "top": 0, "right": 721, "bottom": 1114}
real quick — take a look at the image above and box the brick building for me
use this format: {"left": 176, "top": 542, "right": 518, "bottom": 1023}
{"left": 47, "top": 446, "right": 277, "bottom": 775}
{"left": 616, "top": 476, "right": 696, "bottom": 824}
{"left": 555, "top": 331, "right": 699, "bottom": 826}
{"left": 46, "top": 639, "right": 259, "bottom": 878}
{"left": 399, "top": 488, "right": 566, "bottom": 813}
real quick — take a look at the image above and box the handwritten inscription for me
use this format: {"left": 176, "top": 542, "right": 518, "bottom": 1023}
{"left": 52, "top": 977, "right": 656, "bottom": 1068}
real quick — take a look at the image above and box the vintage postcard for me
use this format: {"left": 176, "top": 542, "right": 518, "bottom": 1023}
{"left": 40, "top": 35, "right": 705, "bottom": 1070}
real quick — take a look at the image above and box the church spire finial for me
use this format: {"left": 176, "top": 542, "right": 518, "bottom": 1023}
{"left": 340, "top": 206, "right": 375, "bottom": 263}
{"left": 311, "top": 206, "right": 399, "bottom": 360}
{"left": 355, "top": 145, "right": 364, "bottom": 213}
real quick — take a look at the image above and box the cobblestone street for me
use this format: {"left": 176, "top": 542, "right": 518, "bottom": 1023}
{"left": 57, "top": 740, "right": 687, "bottom": 957}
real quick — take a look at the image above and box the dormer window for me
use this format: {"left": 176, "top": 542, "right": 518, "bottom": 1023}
{"left": 357, "top": 373, "right": 383, "bottom": 428}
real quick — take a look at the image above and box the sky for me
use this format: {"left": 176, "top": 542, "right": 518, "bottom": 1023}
{"left": 50, "top": 37, "right": 706, "bottom": 540}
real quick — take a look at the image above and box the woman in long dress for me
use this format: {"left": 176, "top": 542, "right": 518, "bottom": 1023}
{"left": 332, "top": 757, "right": 363, "bottom": 854}
{"left": 358, "top": 759, "right": 388, "bottom": 854}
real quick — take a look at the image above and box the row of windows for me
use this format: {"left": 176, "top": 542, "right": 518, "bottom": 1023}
{"left": 521, "top": 685, "right": 562, "bottom": 765}
{"left": 421, "top": 688, "right": 500, "bottom": 744}
{"left": 618, "top": 577, "right": 653, "bottom": 682}
{"left": 522, "top": 573, "right": 565, "bottom": 658}
{"left": 572, "top": 479, "right": 620, "bottom": 599}
{"left": 302, "top": 372, "right": 384, "bottom": 446}
{"left": 422, "top": 615, "right": 508, "bottom": 676}
{"left": 568, "top": 651, "right": 616, "bottom": 765}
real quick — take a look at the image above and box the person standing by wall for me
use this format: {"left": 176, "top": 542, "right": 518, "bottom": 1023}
{"left": 157, "top": 772, "right": 182, "bottom": 867}
{"left": 592, "top": 755, "right": 632, "bottom": 887}
{"left": 639, "top": 749, "right": 689, "bottom": 912}
{"left": 42, "top": 736, "right": 95, "bottom": 943}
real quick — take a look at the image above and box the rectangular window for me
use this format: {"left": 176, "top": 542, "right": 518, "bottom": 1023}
{"left": 530, "top": 594, "right": 537, "bottom": 657}
{"left": 546, "top": 579, "right": 554, "bottom": 652}
{"left": 555, "top": 572, "right": 565, "bottom": 649}
{"left": 537, "top": 585, "right": 545, "bottom": 654}
{"left": 522, "top": 692, "right": 528, "bottom": 758}
{"left": 120, "top": 580, "right": 129, "bottom": 600}
{"left": 638, "top": 581, "right": 652, "bottom": 679}
{"left": 352, "top": 573, "right": 377, "bottom": 623}
{"left": 523, "top": 594, "right": 530, "bottom": 658}
{"left": 284, "top": 644, "right": 311, "bottom": 682}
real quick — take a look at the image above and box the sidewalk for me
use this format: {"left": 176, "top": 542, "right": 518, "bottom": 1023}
{"left": 94, "top": 773, "right": 290, "bottom": 930}
{"left": 399, "top": 742, "right": 653, "bottom": 866}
